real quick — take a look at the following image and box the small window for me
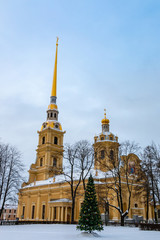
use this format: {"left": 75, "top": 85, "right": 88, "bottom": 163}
{"left": 14, "top": 210, "right": 16, "bottom": 213}
{"left": 9, "top": 209, "right": 11, "bottom": 213}
{"left": 101, "top": 150, "right": 105, "bottom": 159}
{"left": 54, "top": 137, "right": 58, "bottom": 145}
{"left": 42, "top": 136, "right": 45, "bottom": 144}
{"left": 54, "top": 113, "right": 56, "bottom": 118}
{"left": 32, "top": 205, "right": 35, "bottom": 219}
{"left": 51, "top": 112, "right": 53, "bottom": 118}
{"left": 101, "top": 137, "right": 104, "bottom": 140}
{"left": 48, "top": 113, "right": 49, "bottom": 118}
{"left": 53, "top": 158, "right": 57, "bottom": 167}
{"left": 158, "top": 209, "right": 160, "bottom": 219}
{"left": 40, "top": 158, "right": 43, "bottom": 167}
{"left": 135, "top": 203, "right": 138, "bottom": 208}
{"left": 8, "top": 215, "right": 10, "bottom": 218}
{"left": 42, "top": 205, "right": 45, "bottom": 220}
{"left": 110, "top": 136, "right": 113, "bottom": 140}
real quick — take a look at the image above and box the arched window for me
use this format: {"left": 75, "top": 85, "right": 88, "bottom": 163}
{"left": 51, "top": 112, "right": 53, "bottom": 118}
{"left": 54, "top": 137, "right": 58, "bottom": 145}
{"left": 32, "top": 205, "right": 35, "bottom": 219}
{"left": 22, "top": 206, "right": 25, "bottom": 219}
{"left": 54, "top": 113, "right": 56, "bottom": 118}
{"left": 101, "top": 150, "right": 105, "bottom": 159}
{"left": 40, "top": 158, "right": 43, "bottom": 166}
{"left": 53, "top": 158, "right": 57, "bottom": 167}
{"left": 42, "top": 136, "right": 45, "bottom": 144}
{"left": 42, "top": 205, "right": 45, "bottom": 220}
{"left": 110, "top": 150, "right": 114, "bottom": 160}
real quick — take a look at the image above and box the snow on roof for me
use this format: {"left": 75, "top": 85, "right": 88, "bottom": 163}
{"left": 4, "top": 204, "right": 17, "bottom": 209}
{"left": 22, "top": 168, "right": 113, "bottom": 189}
{"left": 95, "top": 131, "right": 118, "bottom": 143}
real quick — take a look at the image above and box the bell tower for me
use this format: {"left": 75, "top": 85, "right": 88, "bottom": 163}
{"left": 28, "top": 38, "right": 65, "bottom": 183}
{"left": 94, "top": 109, "right": 119, "bottom": 172}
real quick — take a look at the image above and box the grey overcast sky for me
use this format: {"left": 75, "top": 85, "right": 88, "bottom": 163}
{"left": 0, "top": 0, "right": 160, "bottom": 174}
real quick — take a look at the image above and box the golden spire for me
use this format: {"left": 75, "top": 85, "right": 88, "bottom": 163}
{"left": 51, "top": 37, "right": 59, "bottom": 97}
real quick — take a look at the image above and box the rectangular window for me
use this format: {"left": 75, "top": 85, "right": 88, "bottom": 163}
{"left": 32, "top": 205, "right": 35, "bottom": 219}
{"left": 42, "top": 205, "right": 45, "bottom": 220}
{"left": 158, "top": 209, "right": 160, "bottom": 219}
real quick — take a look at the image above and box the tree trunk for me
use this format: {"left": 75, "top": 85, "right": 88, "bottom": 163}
{"left": 153, "top": 192, "right": 158, "bottom": 223}
{"left": 71, "top": 198, "right": 75, "bottom": 224}
{"left": 104, "top": 212, "right": 108, "bottom": 226}
{"left": 146, "top": 191, "right": 149, "bottom": 222}
{"left": 121, "top": 215, "right": 125, "bottom": 226}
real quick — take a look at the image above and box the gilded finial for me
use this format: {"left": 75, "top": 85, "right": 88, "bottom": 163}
{"left": 104, "top": 108, "right": 106, "bottom": 118}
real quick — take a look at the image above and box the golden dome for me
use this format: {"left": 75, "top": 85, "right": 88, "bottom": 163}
{"left": 101, "top": 118, "right": 109, "bottom": 124}
{"left": 101, "top": 110, "right": 109, "bottom": 124}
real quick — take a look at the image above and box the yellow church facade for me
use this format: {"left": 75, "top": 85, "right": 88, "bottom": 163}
{"left": 17, "top": 39, "right": 159, "bottom": 223}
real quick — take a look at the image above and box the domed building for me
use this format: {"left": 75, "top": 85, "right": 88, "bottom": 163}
{"left": 17, "top": 39, "right": 157, "bottom": 223}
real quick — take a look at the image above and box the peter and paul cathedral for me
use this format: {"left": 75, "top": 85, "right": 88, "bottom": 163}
{"left": 17, "top": 39, "right": 155, "bottom": 223}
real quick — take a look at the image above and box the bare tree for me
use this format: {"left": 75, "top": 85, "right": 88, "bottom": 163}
{"left": 0, "top": 142, "right": 24, "bottom": 220}
{"left": 96, "top": 140, "right": 141, "bottom": 226}
{"left": 62, "top": 143, "right": 81, "bottom": 223}
{"left": 75, "top": 140, "right": 94, "bottom": 190}
{"left": 134, "top": 167, "right": 151, "bottom": 222}
{"left": 63, "top": 140, "right": 94, "bottom": 223}
{"left": 141, "top": 143, "right": 160, "bottom": 223}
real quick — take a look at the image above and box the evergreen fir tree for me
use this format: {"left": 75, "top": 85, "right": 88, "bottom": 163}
{"left": 77, "top": 174, "right": 103, "bottom": 233}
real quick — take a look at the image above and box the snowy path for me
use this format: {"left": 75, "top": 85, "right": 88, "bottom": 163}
{"left": 0, "top": 224, "right": 160, "bottom": 240}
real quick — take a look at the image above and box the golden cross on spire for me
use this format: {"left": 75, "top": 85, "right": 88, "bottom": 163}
{"left": 104, "top": 108, "right": 106, "bottom": 118}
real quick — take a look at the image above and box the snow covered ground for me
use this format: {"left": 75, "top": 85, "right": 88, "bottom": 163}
{"left": 0, "top": 224, "right": 160, "bottom": 240}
